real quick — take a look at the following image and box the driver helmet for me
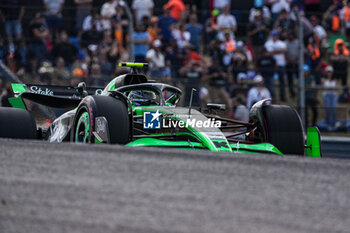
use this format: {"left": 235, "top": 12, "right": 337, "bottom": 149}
{"left": 128, "top": 90, "right": 157, "bottom": 106}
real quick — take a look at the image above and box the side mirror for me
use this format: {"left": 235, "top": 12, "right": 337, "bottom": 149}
{"left": 77, "top": 82, "right": 88, "bottom": 98}
{"left": 206, "top": 103, "right": 226, "bottom": 111}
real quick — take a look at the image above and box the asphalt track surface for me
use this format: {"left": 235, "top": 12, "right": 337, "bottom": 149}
{"left": 0, "top": 139, "right": 349, "bottom": 233}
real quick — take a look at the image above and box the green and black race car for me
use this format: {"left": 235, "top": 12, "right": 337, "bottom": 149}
{"left": 0, "top": 62, "right": 322, "bottom": 157}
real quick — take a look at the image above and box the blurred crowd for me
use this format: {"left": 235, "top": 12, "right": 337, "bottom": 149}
{"left": 1, "top": 0, "right": 350, "bottom": 130}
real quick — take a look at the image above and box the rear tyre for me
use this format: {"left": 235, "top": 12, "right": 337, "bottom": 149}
{"left": 73, "top": 95, "right": 130, "bottom": 144}
{"left": 0, "top": 107, "right": 37, "bottom": 139}
{"left": 262, "top": 105, "right": 305, "bottom": 155}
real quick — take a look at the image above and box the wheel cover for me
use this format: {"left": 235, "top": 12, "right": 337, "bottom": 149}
{"left": 75, "top": 112, "right": 90, "bottom": 143}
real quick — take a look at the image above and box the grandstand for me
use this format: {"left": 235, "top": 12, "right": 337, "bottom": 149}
{"left": 0, "top": 0, "right": 349, "bottom": 133}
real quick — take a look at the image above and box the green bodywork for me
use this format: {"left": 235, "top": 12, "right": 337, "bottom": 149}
{"left": 306, "top": 127, "right": 322, "bottom": 157}
{"left": 125, "top": 105, "right": 285, "bottom": 155}
{"left": 8, "top": 63, "right": 322, "bottom": 157}
{"left": 11, "top": 83, "right": 26, "bottom": 93}
{"left": 9, "top": 84, "right": 27, "bottom": 109}
{"left": 8, "top": 97, "right": 26, "bottom": 109}
{"left": 127, "top": 137, "right": 282, "bottom": 155}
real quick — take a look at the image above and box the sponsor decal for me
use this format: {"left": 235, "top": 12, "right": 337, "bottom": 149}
{"left": 30, "top": 86, "right": 54, "bottom": 96}
{"left": 143, "top": 110, "right": 162, "bottom": 129}
{"left": 143, "top": 111, "right": 221, "bottom": 129}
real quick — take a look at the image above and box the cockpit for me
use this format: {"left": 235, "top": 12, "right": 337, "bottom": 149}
{"left": 116, "top": 84, "right": 182, "bottom": 107}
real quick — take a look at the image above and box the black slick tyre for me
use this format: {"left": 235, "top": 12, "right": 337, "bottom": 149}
{"left": 0, "top": 107, "right": 37, "bottom": 139}
{"left": 262, "top": 105, "right": 305, "bottom": 155}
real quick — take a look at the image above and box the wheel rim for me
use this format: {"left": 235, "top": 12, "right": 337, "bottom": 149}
{"left": 75, "top": 112, "right": 90, "bottom": 143}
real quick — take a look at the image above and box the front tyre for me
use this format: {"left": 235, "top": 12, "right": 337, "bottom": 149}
{"left": 72, "top": 95, "right": 130, "bottom": 144}
{"left": 262, "top": 105, "right": 305, "bottom": 155}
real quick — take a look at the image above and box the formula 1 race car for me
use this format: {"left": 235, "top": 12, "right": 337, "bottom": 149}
{"left": 0, "top": 62, "right": 322, "bottom": 157}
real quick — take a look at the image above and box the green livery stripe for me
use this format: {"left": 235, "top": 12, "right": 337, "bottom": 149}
{"left": 133, "top": 106, "right": 232, "bottom": 152}
{"left": 8, "top": 97, "right": 26, "bottom": 109}
{"left": 94, "top": 138, "right": 103, "bottom": 144}
{"left": 11, "top": 83, "right": 26, "bottom": 93}
{"left": 127, "top": 138, "right": 205, "bottom": 149}
{"left": 109, "top": 84, "right": 115, "bottom": 91}
{"left": 230, "top": 143, "right": 283, "bottom": 155}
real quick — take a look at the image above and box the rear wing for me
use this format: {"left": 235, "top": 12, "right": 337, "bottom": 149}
{"left": 9, "top": 83, "right": 103, "bottom": 109}
{"left": 11, "top": 83, "right": 103, "bottom": 97}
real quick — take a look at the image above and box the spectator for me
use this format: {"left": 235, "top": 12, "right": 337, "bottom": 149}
{"left": 216, "top": 5, "right": 237, "bottom": 40}
{"left": 132, "top": 0, "right": 154, "bottom": 25}
{"left": 74, "top": 0, "right": 92, "bottom": 31}
{"left": 146, "top": 16, "right": 159, "bottom": 42}
{"left": 300, "top": 11, "right": 315, "bottom": 46}
{"left": 256, "top": 47, "right": 276, "bottom": 97}
{"left": 98, "top": 52, "right": 114, "bottom": 76}
{"left": 52, "top": 57, "right": 70, "bottom": 84}
{"left": 249, "top": 3, "right": 271, "bottom": 24}
{"left": 207, "top": 39, "right": 224, "bottom": 68}
{"left": 100, "top": 31, "right": 119, "bottom": 70}
{"left": 184, "top": 44, "right": 205, "bottom": 66}
{"left": 264, "top": 30, "right": 287, "bottom": 102}
{"left": 340, "top": 1, "right": 350, "bottom": 38}
{"left": 157, "top": 8, "right": 176, "bottom": 45}
{"left": 322, "top": 65, "right": 339, "bottom": 130}
{"left": 232, "top": 95, "right": 249, "bottom": 122}
{"left": 82, "top": 9, "right": 103, "bottom": 32}
{"left": 268, "top": 0, "right": 291, "bottom": 21}
{"left": 80, "top": 20, "right": 104, "bottom": 50}
{"left": 304, "top": 64, "right": 318, "bottom": 127}
{"left": 165, "top": 39, "right": 186, "bottom": 85}
{"left": 213, "top": 0, "right": 230, "bottom": 10}
{"left": 87, "top": 63, "right": 107, "bottom": 87}
{"left": 231, "top": 41, "right": 249, "bottom": 80}
{"left": 100, "top": 0, "right": 117, "bottom": 30}
{"left": 286, "top": 32, "right": 298, "bottom": 98}
{"left": 331, "top": 38, "right": 349, "bottom": 86}
{"left": 51, "top": 30, "right": 78, "bottom": 67}
{"left": 172, "top": 24, "right": 190, "bottom": 49}
{"left": 133, "top": 24, "right": 150, "bottom": 63}
{"left": 179, "top": 60, "right": 203, "bottom": 107}
{"left": 0, "top": 0, "right": 25, "bottom": 52}
{"left": 14, "top": 39, "right": 28, "bottom": 69}
{"left": 24, "top": 55, "right": 40, "bottom": 83}
{"left": 206, "top": 58, "right": 232, "bottom": 115}
{"left": 204, "top": 9, "right": 220, "bottom": 47}
{"left": 186, "top": 14, "right": 202, "bottom": 52}
{"left": 273, "top": 9, "right": 296, "bottom": 40}
{"left": 114, "top": 4, "right": 129, "bottom": 48}
{"left": 43, "top": 0, "right": 65, "bottom": 39}
{"left": 28, "top": 13, "right": 49, "bottom": 62}
{"left": 322, "top": 3, "right": 342, "bottom": 34}
{"left": 247, "top": 10, "right": 269, "bottom": 56}
{"left": 310, "top": 15, "right": 327, "bottom": 43}
{"left": 307, "top": 36, "right": 322, "bottom": 84}
{"left": 163, "top": 0, "right": 185, "bottom": 21}
{"left": 146, "top": 40, "right": 169, "bottom": 82}
{"left": 246, "top": 75, "right": 271, "bottom": 109}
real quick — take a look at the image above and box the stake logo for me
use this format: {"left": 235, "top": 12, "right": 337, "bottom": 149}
{"left": 143, "top": 110, "right": 161, "bottom": 129}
